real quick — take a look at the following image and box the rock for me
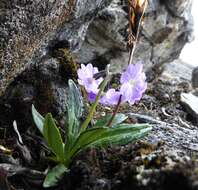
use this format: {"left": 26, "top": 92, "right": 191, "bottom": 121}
{"left": 74, "top": 0, "right": 193, "bottom": 72}
{"left": 192, "top": 66, "right": 198, "bottom": 89}
{"left": 0, "top": 0, "right": 193, "bottom": 97}
{"left": 0, "top": 0, "right": 112, "bottom": 97}
{"left": 128, "top": 113, "right": 198, "bottom": 155}
{"left": 180, "top": 93, "right": 198, "bottom": 119}
{"left": 0, "top": 56, "right": 71, "bottom": 131}
{"left": 163, "top": 0, "right": 192, "bottom": 19}
{"left": 161, "top": 59, "right": 194, "bottom": 82}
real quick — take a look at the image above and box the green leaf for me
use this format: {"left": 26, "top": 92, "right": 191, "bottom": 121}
{"left": 70, "top": 124, "right": 152, "bottom": 157}
{"left": 43, "top": 113, "right": 65, "bottom": 162}
{"left": 94, "top": 113, "right": 128, "bottom": 127}
{"left": 32, "top": 104, "right": 44, "bottom": 134}
{"left": 65, "top": 80, "right": 83, "bottom": 141}
{"left": 64, "top": 80, "right": 84, "bottom": 155}
{"left": 43, "top": 164, "right": 68, "bottom": 188}
{"left": 68, "top": 79, "right": 83, "bottom": 119}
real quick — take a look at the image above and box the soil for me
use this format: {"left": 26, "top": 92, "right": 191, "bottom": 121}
{"left": 1, "top": 66, "right": 198, "bottom": 190}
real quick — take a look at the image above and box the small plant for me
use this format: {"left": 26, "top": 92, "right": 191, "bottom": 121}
{"left": 32, "top": 62, "right": 152, "bottom": 188}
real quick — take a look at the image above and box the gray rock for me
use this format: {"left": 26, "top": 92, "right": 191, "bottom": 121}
{"left": 180, "top": 93, "right": 198, "bottom": 119}
{"left": 0, "top": 57, "right": 69, "bottom": 131}
{"left": 192, "top": 66, "right": 198, "bottom": 89}
{"left": 164, "top": 0, "right": 193, "bottom": 19}
{"left": 0, "top": 0, "right": 112, "bottom": 96}
{"left": 161, "top": 59, "right": 194, "bottom": 82}
{"left": 128, "top": 112, "right": 198, "bottom": 155}
{"left": 74, "top": 0, "right": 193, "bottom": 72}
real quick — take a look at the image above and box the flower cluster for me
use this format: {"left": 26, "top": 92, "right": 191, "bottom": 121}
{"left": 77, "top": 63, "right": 103, "bottom": 102}
{"left": 77, "top": 62, "right": 147, "bottom": 105}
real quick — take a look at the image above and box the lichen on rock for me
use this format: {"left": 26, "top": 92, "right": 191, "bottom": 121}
{"left": 0, "top": 0, "right": 112, "bottom": 96}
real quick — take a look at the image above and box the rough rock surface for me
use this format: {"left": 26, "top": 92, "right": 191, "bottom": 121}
{"left": 0, "top": 0, "right": 193, "bottom": 97}
{"left": 181, "top": 93, "right": 198, "bottom": 120}
{"left": 180, "top": 64, "right": 198, "bottom": 120}
{"left": 0, "top": 52, "right": 76, "bottom": 131}
{"left": 0, "top": 0, "right": 112, "bottom": 96}
{"left": 74, "top": 0, "right": 193, "bottom": 72}
{"left": 161, "top": 59, "right": 194, "bottom": 82}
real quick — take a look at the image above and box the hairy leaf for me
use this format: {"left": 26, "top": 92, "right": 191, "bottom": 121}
{"left": 68, "top": 79, "right": 83, "bottom": 119}
{"left": 94, "top": 113, "right": 128, "bottom": 127}
{"left": 65, "top": 80, "right": 83, "bottom": 140}
{"left": 70, "top": 124, "right": 151, "bottom": 157}
{"left": 43, "top": 164, "right": 68, "bottom": 188}
{"left": 43, "top": 113, "right": 64, "bottom": 162}
{"left": 32, "top": 104, "right": 44, "bottom": 134}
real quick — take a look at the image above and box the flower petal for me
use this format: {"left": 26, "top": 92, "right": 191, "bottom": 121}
{"left": 120, "top": 63, "right": 147, "bottom": 105}
{"left": 87, "top": 92, "right": 97, "bottom": 103}
{"left": 120, "top": 62, "right": 144, "bottom": 84}
{"left": 77, "top": 63, "right": 103, "bottom": 95}
{"left": 100, "top": 89, "right": 122, "bottom": 105}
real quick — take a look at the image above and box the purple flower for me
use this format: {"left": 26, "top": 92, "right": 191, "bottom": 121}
{"left": 77, "top": 62, "right": 147, "bottom": 106}
{"left": 87, "top": 92, "right": 97, "bottom": 103}
{"left": 120, "top": 62, "right": 147, "bottom": 105}
{"left": 100, "top": 89, "right": 122, "bottom": 105}
{"left": 77, "top": 64, "right": 103, "bottom": 94}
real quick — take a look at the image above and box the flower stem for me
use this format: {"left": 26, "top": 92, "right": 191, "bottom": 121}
{"left": 80, "top": 74, "right": 110, "bottom": 133}
{"left": 107, "top": 95, "right": 122, "bottom": 127}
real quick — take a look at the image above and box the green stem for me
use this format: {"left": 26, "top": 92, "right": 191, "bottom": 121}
{"left": 80, "top": 75, "right": 110, "bottom": 133}
{"left": 107, "top": 95, "right": 122, "bottom": 127}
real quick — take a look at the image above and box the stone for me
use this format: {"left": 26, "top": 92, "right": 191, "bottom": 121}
{"left": 0, "top": 56, "right": 70, "bottom": 131}
{"left": 163, "top": 0, "right": 193, "bottom": 19}
{"left": 161, "top": 59, "right": 194, "bottom": 82}
{"left": 74, "top": 0, "right": 193, "bottom": 72}
{"left": 192, "top": 66, "right": 198, "bottom": 89}
{"left": 128, "top": 112, "right": 198, "bottom": 155}
{"left": 0, "top": 0, "right": 112, "bottom": 97}
{"left": 180, "top": 93, "right": 198, "bottom": 119}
